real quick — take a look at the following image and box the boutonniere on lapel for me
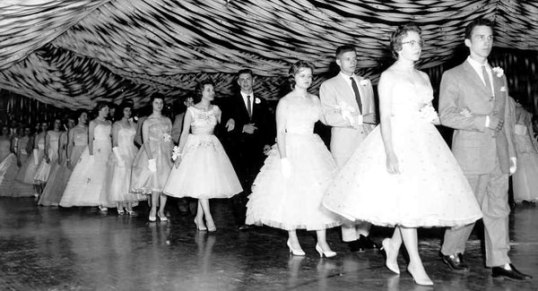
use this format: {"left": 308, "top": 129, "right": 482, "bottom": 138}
{"left": 359, "top": 79, "right": 370, "bottom": 86}
{"left": 492, "top": 67, "right": 504, "bottom": 78}
{"left": 255, "top": 97, "right": 261, "bottom": 104}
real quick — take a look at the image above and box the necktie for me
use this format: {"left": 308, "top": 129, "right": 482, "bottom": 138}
{"left": 246, "top": 95, "right": 252, "bottom": 117}
{"left": 350, "top": 77, "right": 363, "bottom": 113}
{"left": 481, "top": 65, "right": 494, "bottom": 100}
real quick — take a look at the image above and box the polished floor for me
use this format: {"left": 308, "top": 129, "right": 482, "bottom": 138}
{"left": 0, "top": 197, "right": 537, "bottom": 291}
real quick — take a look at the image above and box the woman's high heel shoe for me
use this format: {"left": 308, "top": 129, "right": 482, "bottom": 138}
{"left": 381, "top": 238, "right": 400, "bottom": 274}
{"left": 194, "top": 219, "right": 207, "bottom": 231}
{"left": 315, "top": 244, "right": 337, "bottom": 258}
{"left": 287, "top": 240, "right": 305, "bottom": 256}
{"left": 206, "top": 221, "right": 217, "bottom": 232}
{"left": 157, "top": 213, "right": 168, "bottom": 222}
{"left": 407, "top": 265, "right": 434, "bottom": 286}
{"left": 148, "top": 215, "right": 156, "bottom": 222}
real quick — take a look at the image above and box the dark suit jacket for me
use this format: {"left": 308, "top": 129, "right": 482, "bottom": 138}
{"left": 219, "top": 92, "right": 274, "bottom": 187}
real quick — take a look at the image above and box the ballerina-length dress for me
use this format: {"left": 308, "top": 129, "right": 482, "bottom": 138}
{"left": 34, "top": 130, "right": 61, "bottom": 183}
{"left": 246, "top": 97, "right": 341, "bottom": 231}
{"left": 103, "top": 121, "right": 144, "bottom": 204}
{"left": 131, "top": 116, "right": 173, "bottom": 194}
{"left": 322, "top": 80, "right": 482, "bottom": 228}
{"left": 164, "top": 106, "right": 242, "bottom": 199}
{"left": 512, "top": 109, "right": 538, "bottom": 202}
{"left": 38, "top": 131, "right": 70, "bottom": 206}
{"left": 60, "top": 123, "right": 112, "bottom": 207}
{"left": 0, "top": 138, "right": 18, "bottom": 196}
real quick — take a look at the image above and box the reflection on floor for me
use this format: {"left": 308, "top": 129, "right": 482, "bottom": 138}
{"left": 0, "top": 197, "right": 537, "bottom": 290}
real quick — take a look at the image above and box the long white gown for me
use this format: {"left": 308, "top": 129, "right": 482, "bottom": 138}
{"left": 246, "top": 96, "right": 341, "bottom": 231}
{"left": 322, "top": 79, "right": 482, "bottom": 228}
{"left": 60, "top": 123, "right": 111, "bottom": 207}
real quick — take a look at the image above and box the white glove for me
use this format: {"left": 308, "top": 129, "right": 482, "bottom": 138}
{"left": 509, "top": 157, "right": 517, "bottom": 175}
{"left": 113, "top": 147, "right": 123, "bottom": 167}
{"left": 281, "top": 158, "right": 292, "bottom": 179}
{"left": 148, "top": 158, "right": 157, "bottom": 172}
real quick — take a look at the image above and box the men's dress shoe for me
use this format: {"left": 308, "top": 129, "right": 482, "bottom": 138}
{"left": 441, "top": 253, "right": 469, "bottom": 273}
{"left": 348, "top": 235, "right": 379, "bottom": 252}
{"left": 347, "top": 240, "right": 362, "bottom": 252}
{"left": 357, "top": 235, "right": 380, "bottom": 250}
{"left": 238, "top": 224, "right": 252, "bottom": 231}
{"left": 492, "top": 264, "right": 533, "bottom": 281}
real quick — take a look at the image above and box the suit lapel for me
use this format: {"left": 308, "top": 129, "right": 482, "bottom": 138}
{"left": 462, "top": 62, "right": 491, "bottom": 100}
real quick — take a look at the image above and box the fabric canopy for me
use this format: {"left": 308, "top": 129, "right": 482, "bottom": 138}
{"left": 1, "top": 0, "right": 538, "bottom": 109}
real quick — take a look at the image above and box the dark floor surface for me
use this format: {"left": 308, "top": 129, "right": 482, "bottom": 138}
{"left": 1, "top": 197, "right": 537, "bottom": 291}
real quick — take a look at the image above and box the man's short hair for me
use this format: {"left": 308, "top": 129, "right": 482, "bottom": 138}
{"left": 335, "top": 45, "right": 356, "bottom": 59}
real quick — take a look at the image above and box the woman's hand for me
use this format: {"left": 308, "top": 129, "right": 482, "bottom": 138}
{"left": 174, "top": 157, "right": 182, "bottom": 169}
{"left": 385, "top": 152, "right": 400, "bottom": 174}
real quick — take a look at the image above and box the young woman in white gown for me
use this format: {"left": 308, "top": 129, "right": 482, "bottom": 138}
{"left": 246, "top": 61, "right": 341, "bottom": 257}
{"left": 164, "top": 80, "right": 242, "bottom": 232}
{"left": 322, "top": 24, "right": 482, "bottom": 285}
{"left": 60, "top": 103, "right": 112, "bottom": 208}
{"left": 20, "top": 122, "right": 47, "bottom": 197}
{"left": 103, "top": 102, "right": 142, "bottom": 215}
{"left": 131, "top": 95, "right": 173, "bottom": 222}
{"left": 34, "top": 118, "right": 63, "bottom": 200}
{"left": 38, "top": 116, "right": 76, "bottom": 206}
{"left": 66, "top": 111, "right": 89, "bottom": 170}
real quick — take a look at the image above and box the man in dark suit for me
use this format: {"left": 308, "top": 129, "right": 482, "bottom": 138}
{"left": 220, "top": 69, "right": 274, "bottom": 230}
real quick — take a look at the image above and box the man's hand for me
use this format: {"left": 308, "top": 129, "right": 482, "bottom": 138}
{"left": 263, "top": 145, "right": 271, "bottom": 156}
{"left": 488, "top": 115, "right": 504, "bottom": 132}
{"left": 225, "top": 118, "right": 235, "bottom": 132}
{"left": 243, "top": 123, "right": 258, "bottom": 134}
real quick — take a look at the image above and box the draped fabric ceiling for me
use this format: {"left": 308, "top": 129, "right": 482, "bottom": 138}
{"left": 1, "top": 0, "right": 538, "bottom": 109}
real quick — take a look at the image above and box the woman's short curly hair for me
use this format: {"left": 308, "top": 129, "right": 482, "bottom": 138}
{"left": 390, "top": 23, "right": 422, "bottom": 58}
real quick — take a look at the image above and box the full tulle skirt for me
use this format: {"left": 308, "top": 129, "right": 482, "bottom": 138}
{"left": 60, "top": 141, "right": 111, "bottom": 207}
{"left": 131, "top": 140, "right": 172, "bottom": 194}
{"left": 246, "top": 134, "right": 342, "bottom": 231}
{"left": 103, "top": 144, "right": 144, "bottom": 204}
{"left": 322, "top": 120, "right": 482, "bottom": 228}
{"left": 38, "top": 162, "right": 71, "bottom": 206}
{"left": 33, "top": 154, "right": 56, "bottom": 183}
{"left": 164, "top": 134, "right": 242, "bottom": 199}
{"left": 19, "top": 149, "right": 43, "bottom": 184}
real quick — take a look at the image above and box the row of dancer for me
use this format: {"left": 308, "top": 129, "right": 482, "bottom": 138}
{"left": 0, "top": 18, "right": 534, "bottom": 286}
{"left": 246, "top": 19, "right": 532, "bottom": 285}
